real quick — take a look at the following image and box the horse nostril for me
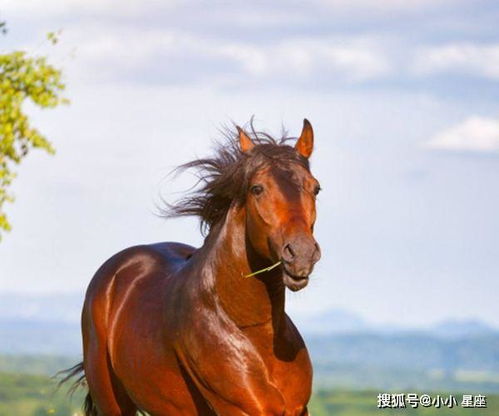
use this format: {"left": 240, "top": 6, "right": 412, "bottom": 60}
{"left": 283, "top": 244, "right": 295, "bottom": 262}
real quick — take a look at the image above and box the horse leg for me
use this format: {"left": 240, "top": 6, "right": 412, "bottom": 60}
{"left": 83, "top": 296, "right": 137, "bottom": 416}
{"left": 84, "top": 339, "right": 137, "bottom": 416}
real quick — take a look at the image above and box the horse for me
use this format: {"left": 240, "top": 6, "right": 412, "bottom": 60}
{"left": 63, "top": 119, "right": 322, "bottom": 415}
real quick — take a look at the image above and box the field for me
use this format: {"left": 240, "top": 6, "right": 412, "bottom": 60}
{"left": 0, "top": 372, "right": 84, "bottom": 416}
{"left": 310, "top": 390, "right": 499, "bottom": 415}
{"left": 1, "top": 371, "right": 498, "bottom": 416}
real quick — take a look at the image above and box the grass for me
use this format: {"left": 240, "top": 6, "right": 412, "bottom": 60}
{"left": 0, "top": 372, "right": 84, "bottom": 416}
{"left": 0, "top": 371, "right": 497, "bottom": 415}
{"left": 310, "top": 390, "right": 499, "bottom": 416}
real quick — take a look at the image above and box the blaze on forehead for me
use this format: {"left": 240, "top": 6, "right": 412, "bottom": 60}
{"left": 242, "top": 143, "right": 310, "bottom": 187}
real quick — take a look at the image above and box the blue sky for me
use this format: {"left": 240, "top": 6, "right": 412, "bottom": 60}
{"left": 0, "top": 0, "right": 498, "bottom": 327}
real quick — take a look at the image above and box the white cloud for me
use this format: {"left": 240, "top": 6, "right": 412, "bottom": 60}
{"left": 318, "top": 0, "right": 465, "bottom": 12}
{"left": 427, "top": 116, "right": 499, "bottom": 153}
{"left": 317, "top": 42, "right": 391, "bottom": 81}
{"left": 52, "top": 23, "right": 391, "bottom": 86}
{"left": 0, "top": 0, "right": 178, "bottom": 17}
{"left": 413, "top": 43, "right": 499, "bottom": 80}
{"left": 1, "top": 0, "right": 465, "bottom": 19}
{"left": 7, "top": 0, "right": 491, "bottom": 86}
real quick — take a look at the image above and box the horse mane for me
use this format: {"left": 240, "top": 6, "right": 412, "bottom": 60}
{"left": 164, "top": 121, "right": 310, "bottom": 235}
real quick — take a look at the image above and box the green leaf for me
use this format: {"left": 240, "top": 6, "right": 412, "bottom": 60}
{"left": 0, "top": 30, "right": 68, "bottom": 238}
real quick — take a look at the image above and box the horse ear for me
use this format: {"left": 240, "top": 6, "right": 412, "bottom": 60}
{"left": 237, "top": 126, "right": 255, "bottom": 153}
{"left": 295, "top": 119, "right": 314, "bottom": 159}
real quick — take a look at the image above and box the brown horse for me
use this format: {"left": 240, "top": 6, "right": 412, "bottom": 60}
{"left": 65, "top": 120, "right": 322, "bottom": 415}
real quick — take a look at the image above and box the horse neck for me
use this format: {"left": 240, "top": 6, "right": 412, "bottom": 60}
{"left": 200, "top": 205, "right": 286, "bottom": 331}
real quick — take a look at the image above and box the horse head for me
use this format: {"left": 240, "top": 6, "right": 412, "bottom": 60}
{"left": 238, "top": 120, "right": 321, "bottom": 291}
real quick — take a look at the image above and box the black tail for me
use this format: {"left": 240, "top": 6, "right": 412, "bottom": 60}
{"left": 57, "top": 362, "right": 98, "bottom": 416}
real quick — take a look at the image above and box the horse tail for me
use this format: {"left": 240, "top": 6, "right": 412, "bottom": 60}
{"left": 83, "top": 391, "right": 98, "bottom": 416}
{"left": 57, "top": 361, "right": 98, "bottom": 416}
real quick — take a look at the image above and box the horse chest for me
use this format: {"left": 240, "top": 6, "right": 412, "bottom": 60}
{"left": 243, "top": 325, "right": 313, "bottom": 411}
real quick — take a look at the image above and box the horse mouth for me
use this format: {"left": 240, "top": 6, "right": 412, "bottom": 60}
{"left": 282, "top": 268, "right": 309, "bottom": 292}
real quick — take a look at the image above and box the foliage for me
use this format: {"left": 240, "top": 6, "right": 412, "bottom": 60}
{"left": 0, "top": 30, "right": 67, "bottom": 238}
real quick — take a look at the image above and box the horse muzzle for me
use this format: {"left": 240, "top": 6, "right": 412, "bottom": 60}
{"left": 280, "top": 235, "right": 321, "bottom": 291}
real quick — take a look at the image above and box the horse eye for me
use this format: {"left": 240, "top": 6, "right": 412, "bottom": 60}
{"left": 250, "top": 184, "right": 264, "bottom": 196}
{"left": 313, "top": 185, "right": 322, "bottom": 196}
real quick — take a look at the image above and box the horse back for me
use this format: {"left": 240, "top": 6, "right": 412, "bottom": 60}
{"left": 85, "top": 241, "right": 193, "bottom": 293}
{"left": 82, "top": 242, "right": 195, "bottom": 337}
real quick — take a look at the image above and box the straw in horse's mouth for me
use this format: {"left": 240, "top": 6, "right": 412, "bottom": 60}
{"left": 243, "top": 261, "right": 282, "bottom": 278}
{"left": 243, "top": 261, "right": 310, "bottom": 290}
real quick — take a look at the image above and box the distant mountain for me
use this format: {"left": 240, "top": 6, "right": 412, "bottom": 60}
{"left": 291, "top": 308, "right": 369, "bottom": 335}
{"left": 2, "top": 323, "right": 499, "bottom": 392}
{"left": 0, "top": 293, "right": 83, "bottom": 323}
{"left": 0, "top": 319, "right": 81, "bottom": 355}
{"left": 305, "top": 331, "right": 499, "bottom": 371}
{"left": 1, "top": 293, "right": 499, "bottom": 393}
{"left": 429, "top": 318, "right": 498, "bottom": 338}
{"left": 292, "top": 309, "right": 499, "bottom": 338}
{"left": 1, "top": 292, "right": 498, "bottom": 358}
{"left": 0, "top": 293, "right": 84, "bottom": 355}
{"left": 1, "top": 292, "right": 498, "bottom": 335}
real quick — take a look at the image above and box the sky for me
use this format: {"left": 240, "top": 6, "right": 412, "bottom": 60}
{"left": 0, "top": 0, "right": 498, "bottom": 328}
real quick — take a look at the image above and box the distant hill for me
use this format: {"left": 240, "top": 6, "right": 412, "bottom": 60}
{"left": 1, "top": 292, "right": 498, "bottom": 352}
{"left": 291, "top": 308, "right": 369, "bottom": 334}
{"left": 1, "top": 292, "right": 497, "bottom": 337}
{"left": 307, "top": 332, "right": 499, "bottom": 372}
{"left": 1, "top": 292, "right": 499, "bottom": 393}
{"left": 432, "top": 318, "right": 498, "bottom": 338}
{"left": 0, "top": 319, "right": 81, "bottom": 355}
{"left": 292, "top": 309, "right": 499, "bottom": 339}
{"left": 0, "top": 293, "right": 83, "bottom": 323}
